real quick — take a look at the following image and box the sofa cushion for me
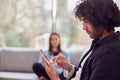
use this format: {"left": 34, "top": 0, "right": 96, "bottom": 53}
{"left": 0, "top": 48, "right": 2, "bottom": 71}
{"left": 0, "top": 72, "right": 38, "bottom": 80}
{"left": 0, "top": 48, "right": 39, "bottom": 72}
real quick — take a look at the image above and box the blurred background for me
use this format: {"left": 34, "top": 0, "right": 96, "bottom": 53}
{"left": 0, "top": 0, "right": 120, "bottom": 51}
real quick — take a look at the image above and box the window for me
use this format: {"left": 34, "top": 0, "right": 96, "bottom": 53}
{"left": 0, "top": 0, "right": 52, "bottom": 48}
{"left": 0, "top": 0, "right": 120, "bottom": 51}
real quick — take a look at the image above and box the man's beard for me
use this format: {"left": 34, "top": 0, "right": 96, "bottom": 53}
{"left": 91, "top": 29, "right": 103, "bottom": 39}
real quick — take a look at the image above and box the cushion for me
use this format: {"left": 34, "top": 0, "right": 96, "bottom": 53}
{"left": 0, "top": 72, "right": 38, "bottom": 80}
{"left": 0, "top": 48, "right": 39, "bottom": 72}
{"left": 0, "top": 48, "right": 2, "bottom": 71}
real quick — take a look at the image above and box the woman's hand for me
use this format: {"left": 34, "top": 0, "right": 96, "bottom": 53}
{"left": 51, "top": 53, "right": 73, "bottom": 72}
{"left": 42, "top": 58, "right": 60, "bottom": 80}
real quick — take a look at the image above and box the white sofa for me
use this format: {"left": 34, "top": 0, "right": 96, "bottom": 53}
{"left": 0, "top": 47, "right": 87, "bottom": 80}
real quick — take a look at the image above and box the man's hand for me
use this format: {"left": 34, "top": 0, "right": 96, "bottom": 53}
{"left": 51, "top": 53, "right": 73, "bottom": 72}
{"left": 42, "top": 58, "right": 60, "bottom": 80}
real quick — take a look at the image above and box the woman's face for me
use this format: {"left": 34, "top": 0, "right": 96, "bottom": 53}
{"left": 50, "top": 35, "right": 60, "bottom": 48}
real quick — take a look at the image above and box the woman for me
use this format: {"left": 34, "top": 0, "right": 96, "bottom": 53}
{"left": 33, "top": 32, "right": 70, "bottom": 80}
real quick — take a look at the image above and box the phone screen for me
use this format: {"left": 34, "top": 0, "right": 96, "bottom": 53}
{"left": 39, "top": 50, "right": 49, "bottom": 64}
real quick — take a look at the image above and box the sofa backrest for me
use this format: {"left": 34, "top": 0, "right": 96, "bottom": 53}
{"left": 0, "top": 48, "right": 39, "bottom": 72}
{"left": 68, "top": 45, "right": 90, "bottom": 66}
{"left": 69, "top": 51, "right": 83, "bottom": 66}
{"left": 0, "top": 47, "right": 89, "bottom": 72}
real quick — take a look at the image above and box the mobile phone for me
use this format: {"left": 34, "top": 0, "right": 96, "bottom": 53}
{"left": 39, "top": 50, "right": 49, "bottom": 64}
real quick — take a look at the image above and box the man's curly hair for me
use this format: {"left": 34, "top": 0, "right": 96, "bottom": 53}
{"left": 74, "top": 0, "right": 120, "bottom": 32}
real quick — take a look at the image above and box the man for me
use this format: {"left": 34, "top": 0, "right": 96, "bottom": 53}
{"left": 43, "top": 0, "right": 120, "bottom": 80}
